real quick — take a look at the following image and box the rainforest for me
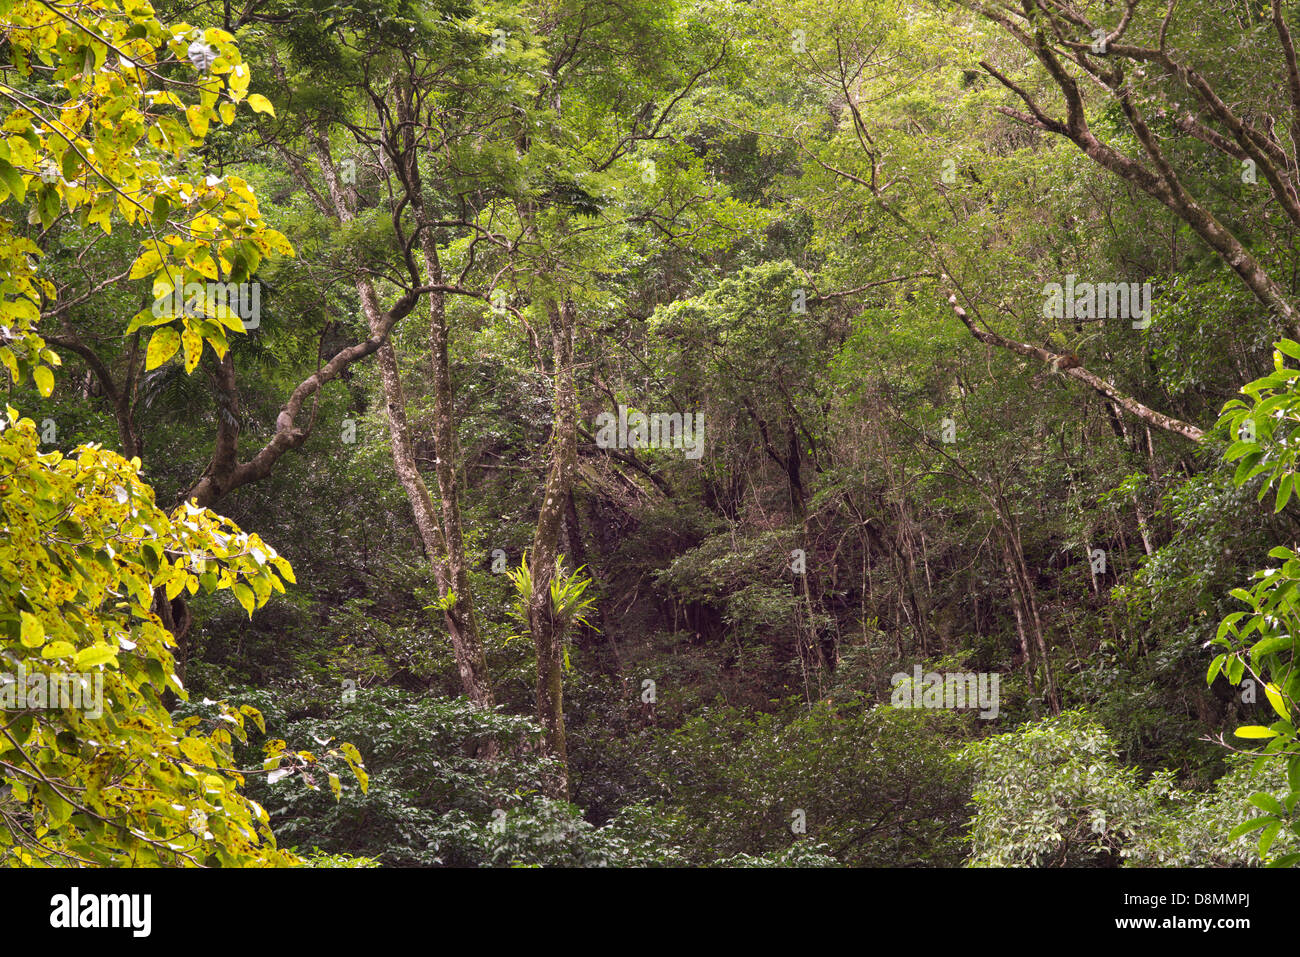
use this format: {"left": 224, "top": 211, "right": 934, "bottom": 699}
{"left": 0, "top": 0, "right": 1298, "bottom": 877}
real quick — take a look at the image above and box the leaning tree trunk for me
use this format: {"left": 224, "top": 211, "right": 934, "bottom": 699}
{"left": 314, "top": 126, "right": 494, "bottom": 710}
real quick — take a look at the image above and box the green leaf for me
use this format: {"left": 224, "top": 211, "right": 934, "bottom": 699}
{"left": 40, "top": 786, "right": 73, "bottom": 828}
{"left": 1224, "top": 440, "right": 1257, "bottom": 462}
{"left": 1227, "top": 815, "right": 1274, "bottom": 841}
{"left": 0, "top": 159, "right": 26, "bottom": 203}
{"left": 1277, "top": 473, "right": 1295, "bottom": 512}
{"left": 1207, "top": 653, "right": 1226, "bottom": 685}
{"left": 38, "top": 187, "right": 59, "bottom": 228}
{"left": 1235, "top": 450, "right": 1264, "bottom": 487}
{"left": 9, "top": 713, "right": 34, "bottom": 745}
{"left": 1249, "top": 792, "right": 1287, "bottom": 816}
{"left": 1251, "top": 635, "right": 1293, "bottom": 658}
{"left": 1277, "top": 339, "right": 1300, "bottom": 361}
{"left": 60, "top": 147, "right": 80, "bottom": 181}
{"left": 1261, "top": 820, "right": 1282, "bottom": 857}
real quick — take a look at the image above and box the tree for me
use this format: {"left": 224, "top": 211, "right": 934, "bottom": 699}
{"left": 0, "top": 0, "right": 362, "bottom": 866}
{"left": 261, "top": 1, "right": 509, "bottom": 708}
{"left": 1208, "top": 342, "right": 1300, "bottom": 865}
{"left": 496, "top": 0, "right": 730, "bottom": 796}
{"left": 957, "top": 0, "right": 1300, "bottom": 338}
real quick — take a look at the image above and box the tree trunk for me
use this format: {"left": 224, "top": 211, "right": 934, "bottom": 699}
{"left": 314, "top": 124, "right": 493, "bottom": 709}
{"left": 527, "top": 298, "right": 579, "bottom": 799}
{"left": 392, "top": 101, "right": 495, "bottom": 710}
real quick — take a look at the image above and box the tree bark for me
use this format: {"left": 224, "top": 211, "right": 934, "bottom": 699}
{"left": 308, "top": 123, "right": 494, "bottom": 710}
{"left": 943, "top": 287, "right": 1205, "bottom": 442}
{"left": 527, "top": 298, "right": 579, "bottom": 799}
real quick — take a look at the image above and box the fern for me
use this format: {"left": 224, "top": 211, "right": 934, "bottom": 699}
{"left": 505, "top": 552, "right": 599, "bottom": 670}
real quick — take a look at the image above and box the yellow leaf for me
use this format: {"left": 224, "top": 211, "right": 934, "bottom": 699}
{"left": 145, "top": 326, "right": 181, "bottom": 370}
{"left": 185, "top": 104, "right": 209, "bottom": 137}
{"left": 1265, "top": 682, "right": 1291, "bottom": 721}
{"left": 129, "top": 248, "right": 162, "bottom": 280}
{"left": 88, "top": 196, "right": 112, "bottom": 234}
{"left": 165, "top": 569, "right": 187, "bottom": 601}
{"left": 246, "top": 94, "right": 274, "bottom": 117}
{"left": 179, "top": 737, "right": 213, "bottom": 767}
{"left": 232, "top": 582, "right": 254, "bottom": 617}
{"left": 1234, "top": 725, "right": 1280, "bottom": 739}
{"left": 19, "top": 611, "right": 44, "bottom": 648}
{"left": 258, "top": 229, "right": 294, "bottom": 257}
{"left": 33, "top": 365, "right": 53, "bottom": 397}
{"left": 274, "top": 557, "right": 296, "bottom": 584}
{"left": 74, "top": 645, "right": 116, "bottom": 668}
{"left": 228, "top": 63, "right": 250, "bottom": 97}
{"left": 182, "top": 326, "right": 202, "bottom": 373}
